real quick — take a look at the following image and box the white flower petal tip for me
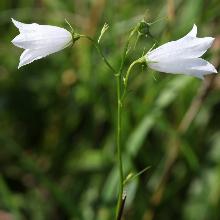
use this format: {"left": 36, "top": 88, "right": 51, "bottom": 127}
{"left": 186, "top": 24, "right": 197, "bottom": 37}
{"left": 11, "top": 18, "right": 21, "bottom": 28}
{"left": 11, "top": 18, "right": 73, "bottom": 68}
{"left": 145, "top": 24, "right": 217, "bottom": 79}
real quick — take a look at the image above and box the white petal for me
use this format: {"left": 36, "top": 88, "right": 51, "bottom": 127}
{"left": 185, "top": 24, "right": 197, "bottom": 37}
{"left": 12, "top": 30, "right": 72, "bottom": 50}
{"left": 148, "top": 58, "right": 217, "bottom": 78}
{"left": 11, "top": 19, "right": 72, "bottom": 50}
{"left": 18, "top": 46, "right": 66, "bottom": 68}
{"left": 11, "top": 18, "right": 39, "bottom": 32}
{"left": 147, "top": 25, "right": 214, "bottom": 61}
{"left": 148, "top": 37, "right": 214, "bottom": 61}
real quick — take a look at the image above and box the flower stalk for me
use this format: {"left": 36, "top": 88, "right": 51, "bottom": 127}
{"left": 78, "top": 33, "right": 126, "bottom": 220}
{"left": 115, "top": 56, "right": 144, "bottom": 220}
{"left": 79, "top": 34, "right": 116, "bottom": 74}
{"left": 115, "top": 70, "right": 124, "bottom": 219}
{"left": 123, "top": 56, "right": 145, "bottom": 98}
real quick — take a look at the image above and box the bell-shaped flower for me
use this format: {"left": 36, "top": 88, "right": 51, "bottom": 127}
{"left": 11, "top": 18, "right": 73, "bottom": 69}
{"left": 145, "top": 25, "right": 217, "bottom": 79}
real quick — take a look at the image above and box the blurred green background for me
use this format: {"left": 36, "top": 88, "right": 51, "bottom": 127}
{"left": 0, "top": 0, "right": 220, "bottom": 219}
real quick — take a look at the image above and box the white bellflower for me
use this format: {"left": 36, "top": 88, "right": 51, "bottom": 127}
{"left": 11, "top": 18, "right": 73, "bottom": 68}
{"left": 145, "top": 25, "right": 217, "bottom": 79}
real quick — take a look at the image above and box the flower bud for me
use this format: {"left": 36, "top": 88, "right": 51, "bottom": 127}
{"left": 138, "top": 21, "right": 151, "bottom": 36}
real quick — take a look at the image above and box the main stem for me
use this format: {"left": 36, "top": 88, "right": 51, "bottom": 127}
{"left": 115, "top": 58, "right": 144, "bottom": 220}
{"left": 115, "top": 72, "right": 124, "bottom": 220}
{"left": 78, "top": 33, "right": 144, "bottom": 219}
{"left": 80, "top": 33, "right": 124, "bottom": 218}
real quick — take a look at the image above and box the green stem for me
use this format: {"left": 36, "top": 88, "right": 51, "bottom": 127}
{"left": 115, "top": 57, "right": 144, "bottom": 220}
{"left": 79, "top": 33, "right": 124, "bottom": 219}
{"left": 115, "top": 72, "right": 124, "bottom": 220}
{"left": 78, "top": 32, "right": 144, "bottom": 220}
{"left": 79, "top": 34, "right": 116, "bottom": 74}
{"left": 122, "top": 56, "right": 145, "bottom": 100}
{"left": 114, "top": 27, "right": 139, "bottom": 220}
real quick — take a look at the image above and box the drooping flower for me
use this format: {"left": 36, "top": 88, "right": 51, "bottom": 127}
{"left": 11, "top": 18, "right": 73, "bottom": 69}
{"left": 145, "top": 25, "right": 217, "bottom": 79}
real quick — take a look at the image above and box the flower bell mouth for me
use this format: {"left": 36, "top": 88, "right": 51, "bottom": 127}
{"left": 145, "top": 24, "right": 217, "bottom": 79}
{"left": 11, "top": 18, "right": 73, "bottom": 69}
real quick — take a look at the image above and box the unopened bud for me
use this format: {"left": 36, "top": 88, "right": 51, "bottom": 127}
{"left": 138, "top": 21, "right": 152, "bottom": 37}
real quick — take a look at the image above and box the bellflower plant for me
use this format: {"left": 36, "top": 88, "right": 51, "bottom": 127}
{"left": 11, "top": 17, "right": 218, "bottom": 220}
{"left": 11, "top": 18, "right": 73, "bottom": 68}
{"left": 145, "top": 25, "right": 217, "bottom": 79}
